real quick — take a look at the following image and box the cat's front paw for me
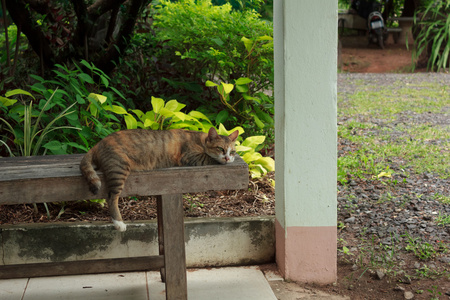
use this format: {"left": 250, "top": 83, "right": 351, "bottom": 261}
{"left": 112, "top": 219, "right": 127, "bottom": 232}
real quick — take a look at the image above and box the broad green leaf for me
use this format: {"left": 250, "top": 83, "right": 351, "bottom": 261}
{"left": 218, "top": 124, "right": 245, "bottom": 136}
{"left": 236, "top": 145, "right": 252, "bottom": 153}
{"left": 242, "top": 136, "right": 266, "bottom": 149}
{"left": 165, "top": 99, "right": 179, "bottom": 112}
{"left": 257, "top": 35, "right": 273, "bottom": 41}
{"left": 131, "top": 109, "right": 145, "bottom": 119}
{"left": 80, "top": 60, "right": 93, "bottom": 69}
{"left": 105, "top": 105, "right": 127, "bottom": 115}
{"left": 205, "top": 80, "right": 218, "bottom": 87}
{"left": 88, "top": 93, "right": 107, "bottom": 104}
{"left": 144, "top": 118, "right": 155, "bottom": 128}
{"left": 75, "top": 94, "right": 85, "bottom": 104}
{"left": 100, "top": 75, "right": 109, "bottom": 88}
{"left": 218, "top": 123, "right": 228, "bottom": 135}
{"left": 243, "top": 151, "right": 262, "bottom": 162}
{"left": 175, "top": 101, "right": 186, "bottom": 112}
{"left": 235, "top": 78, "right": 253, "bottom": 85}
{"left": 215, "top": 110, "right": 229, "bottom": 124}
{"left": 5, "top": 89, "right": 35, "bottom": 99}
{"left": 255, "top": 157, "right": 275, "bottom": 172}
{"left": 253, "top": 114, "right": 265, "bottom": 129}
{"left": 241, "top": 36, "right": 253, "bottom": 52}
{"left": 43, "top": 140, "right": 62, "bottom": 151}
{"left": 158, "top": 107, "right": 174, "bottom": 118}
{"left": 242, "top": 94, "right": 261, "bottom": 103}
{"left": 221, "top": 82, "right": 234, "bottom": 94}
{"left": 124, "top": 114, "right": 138, "bottom": 129}
{"left": 236, "top": 84, "right": 249, "bottom": 93}
{"left": 173, "top": 111, "right": 187, "bottom": 121}
{"left": 0, "top": 96, "right": 17, "bottom": 107}
{"left": 151, "top": 97, "right": 165, "bottom": 113}
{"left": 66, "top": 142, "right": 88, "bottom": 152}
{"left": 189, "top": 111, "right": 212, "bottom": 123}
{"left": 78, "top": 73, "right": 95, "bottom": 84}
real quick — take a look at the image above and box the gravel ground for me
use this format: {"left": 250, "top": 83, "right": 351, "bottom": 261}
{"left": 334, "top": 73, "right": 450, "bottom": 298}
{"left": 337, "top": 73, "right": 449, "bottom": 247}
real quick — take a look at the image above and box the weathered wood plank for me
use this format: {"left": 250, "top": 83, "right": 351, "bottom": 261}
{"left": 0, "top": 255, "right": 164, "bottom": 279}
{"left": 0, "top": 155, "right": 248, "bottom": 205}
{"left": 161, "top": 194, "right": 188, "bottom": 300}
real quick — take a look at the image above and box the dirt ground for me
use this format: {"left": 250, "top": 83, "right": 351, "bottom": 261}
{"left": 339, "top": 35, "right": 416, "bottom": 73}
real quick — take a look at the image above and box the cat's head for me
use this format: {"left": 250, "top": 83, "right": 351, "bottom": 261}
{"left": 205, "top": 127, "right": 239, "bottom": 164}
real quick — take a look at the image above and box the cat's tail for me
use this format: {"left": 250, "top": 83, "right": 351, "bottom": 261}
{"left": 80, "top": 149, "right": 101, "bottom": 194}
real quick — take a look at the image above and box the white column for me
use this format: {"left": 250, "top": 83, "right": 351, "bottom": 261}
{"left": 274, "top": 0, "right": 337, "bottom": 284}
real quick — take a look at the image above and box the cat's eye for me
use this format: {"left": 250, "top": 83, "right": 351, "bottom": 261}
{"left": 230, "top": 151, "right": 236, "bottom": 155}
{"left": 217, "top": 147, "right": 225, "bottom": 153}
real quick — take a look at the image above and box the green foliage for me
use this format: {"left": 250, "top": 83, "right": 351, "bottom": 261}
{"left": 404, "top": 233, "right": 437, "bottom": 261}
{"left": 0, "top": 24, "right": 27, "bottom": 64}
{"left": 29, "top": 60, "right": 130, "bottom": 150}
{"left": 235, "top": 133, "right": 274, "bottom": 178}
{"left": 120, "top": 97, "right": 215, "bottom": 132}
{"left": 206, "top": 77, "right": 273, "bottom": 132}
{"left": 413, "top": 1, "right": 450, "bottom": 71}
{"left": 0, "top": 89, "right": 79, "bottom": 156}
{"left": 122, "top": 0, "right": 274, "bottom": 132}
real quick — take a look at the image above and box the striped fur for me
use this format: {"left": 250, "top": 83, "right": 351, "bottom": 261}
{"left": 80, "top": 127, "right": 239, "bottom": 231}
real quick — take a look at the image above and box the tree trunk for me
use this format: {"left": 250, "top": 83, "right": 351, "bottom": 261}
{"left": 5, "top": 0, "right": 150, "bottom": 75}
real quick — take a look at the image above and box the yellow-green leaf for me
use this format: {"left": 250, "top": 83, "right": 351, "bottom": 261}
{"left": 5, "top": 89, "right": 35, "bottom": 99}
{"left": 151, "top": 96, "right": 165, "bottom": 113}
{"left": 236, "top": 145, "right": 252, "bottom": 152}
{"left": 221, "top": 82, "right": 234, "bottom": 94}
{"left": 124, "top": 114, "right": 137, "bottom": 129}
{"left": 377, "top": 171, "right": 392, "bottom": 179}
{"left": 105, "top": 105, "right": 127, "bottom": 115}
{"left": 165, "top": 99, "right": 180, "bottom": 112}
{"left": 205, "top": 80, "right": 218, "bottom": 87}
{"left": 0, "top": 96, "right": 17, "bottom": 107}
{"left": 242, "top": 136, "right": 265, "bottom": 149}
{"left": 255, "top": 157, "right": 275, "bottom": 172}
{"left": 88, "top": 93, "right": 107, "bottom": 104}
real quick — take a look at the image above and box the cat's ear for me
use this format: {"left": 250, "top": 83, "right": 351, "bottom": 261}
{"left": 228, "top": 130, "right": 239, "bottom": 142}
{"left": 207, "top": 127, "right": 219, "bottom": 140}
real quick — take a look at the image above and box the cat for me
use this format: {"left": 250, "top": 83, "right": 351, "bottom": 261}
{"left": 80, "top": 127, "right": 239, "bottom": 232}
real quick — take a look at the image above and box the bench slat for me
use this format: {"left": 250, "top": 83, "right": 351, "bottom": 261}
{"left": 0, "top": 154, "right": 249, "bottom": 205}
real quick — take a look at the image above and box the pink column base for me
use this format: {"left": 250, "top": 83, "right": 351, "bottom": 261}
{"left": 275, "top": 219, "right": 337, "bottom": 284}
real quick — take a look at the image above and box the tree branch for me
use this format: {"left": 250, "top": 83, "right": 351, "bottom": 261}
{"left": 94, "top": 0, "right": 149, "bottom": 74}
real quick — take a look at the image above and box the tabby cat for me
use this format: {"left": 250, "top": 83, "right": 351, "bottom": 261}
{"left": 80, "top": 127, "right": 239, "bottom": 232}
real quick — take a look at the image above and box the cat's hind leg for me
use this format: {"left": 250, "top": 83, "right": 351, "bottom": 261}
{"left": 104, "top": 166, "right": 131, "bottom": 232}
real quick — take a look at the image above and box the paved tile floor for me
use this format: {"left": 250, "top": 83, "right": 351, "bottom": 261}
{"left": 0, "top": 266, "right": 277, "bottom": 300}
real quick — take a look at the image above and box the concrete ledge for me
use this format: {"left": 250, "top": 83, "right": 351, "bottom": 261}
{"left": 0, "top": 216, "right": 275, "bottom": 267}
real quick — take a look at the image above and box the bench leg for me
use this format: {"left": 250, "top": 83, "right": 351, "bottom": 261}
{"left": 156, "top": 196, "right": 166, "bottom": 282}
{"left": 157, "top": 194, "right": 187, "bottom": 300}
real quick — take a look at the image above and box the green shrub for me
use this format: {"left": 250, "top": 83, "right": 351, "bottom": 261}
{"left": 115, "top": 0, "right": 273, "bottom": 133}
{"left": 413, "top": 1, "right": 450, "bottom": 71}
{"left": 153, "top": 0, "right": 272, "bottom": 88}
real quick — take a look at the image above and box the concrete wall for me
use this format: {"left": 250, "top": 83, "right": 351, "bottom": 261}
{"left": 0, "top": 217, "right": 274, "bottom": 268}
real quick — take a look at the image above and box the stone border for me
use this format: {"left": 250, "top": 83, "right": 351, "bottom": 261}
{"left": 0, "top": 216, "right": 275, "bottom": 267}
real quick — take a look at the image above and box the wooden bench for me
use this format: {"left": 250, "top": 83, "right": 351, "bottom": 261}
{"left": 0, "top": 154, "right": 248, "bottom": 300}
